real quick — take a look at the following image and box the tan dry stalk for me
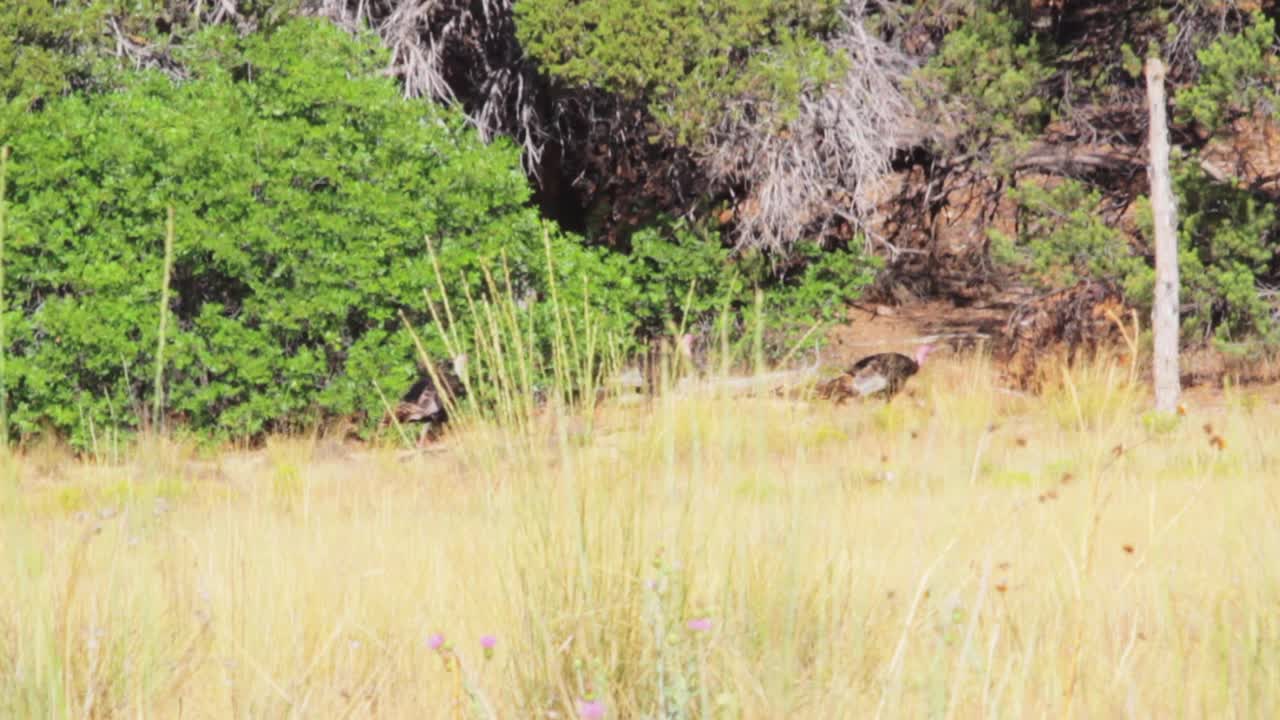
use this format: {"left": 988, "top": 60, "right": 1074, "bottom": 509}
{"left": 152, "top": 207, "right": 176, "bottom": 431}
{"left": 372, "top": 378, "right": 413, "bottom": 449}
{"left": 0, "top": 146, "right": 9, "bottom": 444}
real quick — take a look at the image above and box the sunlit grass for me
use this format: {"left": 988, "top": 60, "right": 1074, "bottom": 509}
{"left": 2, "top": 353, "right": 1278, "bottom": 717}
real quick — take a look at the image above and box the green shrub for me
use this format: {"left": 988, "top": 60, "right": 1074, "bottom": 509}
{"left": 993, "top": 168, "right": 1278, "bottom": 344}
{"left": 625, "top": 219, "right": 741, "bottom": 337}
{"left": 0, "top": 0, "right": 115, "bottom": 106}
{"left": 624, "top": 216, "right": 877, "bottom": 357}
{"left": 1137, "top": 158, "right": 1278, "bottom": 343}
{"left": 514, "top": 0, "right": 846, "bottom": 144}
{"left": 0, "top": 0, "right": 302, "bottom": 118}
{"left": 909, "top": 6, "right": 1051, "bottom": 171}
{"left": 1, "top": 19, "right": 628, "bottom": 444}
{"left": 1175, "top": 12, "right": 1280, "bottom": 133}
{"left": 989, "top": 180, "right": 1149, "bottom": 296}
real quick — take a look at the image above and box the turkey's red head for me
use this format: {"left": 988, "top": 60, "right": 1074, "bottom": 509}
{"left": 914, "top": 344, "right": 936, "bottom": 366}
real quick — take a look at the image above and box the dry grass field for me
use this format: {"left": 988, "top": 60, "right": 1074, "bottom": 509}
{"left": 2, "top": 354, "right": 1278, "bottom": 718}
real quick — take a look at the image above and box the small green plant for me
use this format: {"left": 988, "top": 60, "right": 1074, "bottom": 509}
{"left": 54, "top": 485, "right": 86, "bottom": 514}
{"left": 271, "top": 461, "right": 303, "bottom": 510}
{"left": 643, "top": 549, "right": 718, "bottom": 719}
{"left": 1141, "top": 410, "right": 1182, "bottom": 436}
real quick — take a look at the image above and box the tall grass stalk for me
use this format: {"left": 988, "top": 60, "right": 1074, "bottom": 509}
{"left": 752, "top": 287, "right": 765, "bottom": 375}
{"left": 371, "top": 377, "right": 414, "bottom": 449}
{"left": 151, "top": 207, "right": 175, "bottom": 432}
{"left": 0, "top": 145, "right": 9, "bottom": 446}
{"left": 391, "top": 229, "right": 625, "bottom": 462}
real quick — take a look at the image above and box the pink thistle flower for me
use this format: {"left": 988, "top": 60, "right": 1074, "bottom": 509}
{"left": 576, "top": 698, "right": 606, "bottom": 719}
{"left": 427, "top": 633, "right": 446, "bottom": 651}
{"left": 480, "top": 634, "right": 497, "bottom": 660}
{"left": 686, "top": 617, "right": 713, "bottom": 632}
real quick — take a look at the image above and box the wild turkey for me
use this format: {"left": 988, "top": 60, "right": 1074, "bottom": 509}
{"left": 818, "top": 344, "right": 934, "bottom": 402}
{"left": 386, "top": 354, "right": 468, "bottom": 445}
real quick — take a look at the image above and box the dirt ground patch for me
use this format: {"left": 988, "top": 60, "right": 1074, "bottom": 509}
{"left": 824, "top": 293, "right": 1022, "bottom": 368}
{"left": 824, "top": 294, "right": 1280, "bottom": 399}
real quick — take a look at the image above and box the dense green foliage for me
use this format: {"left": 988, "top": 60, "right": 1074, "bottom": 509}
{"left": 0, "top": 0, "right": 116, "bottom": 105}
{"left": 0, "top": 0, "right": 302, "bottom": 132}
{"left": 910, "top": 5, "right": 1050, "bottom": 170}
{"left": 1, "top": 19, "right": 625, "bottom": 443}
{"left": 624, "top": 217, "right": 878, "bottom": 354}
{"left": 1175, "top": 12, "right": 1280, "bottom": 132}
{"left": 990, "top": 181, "right": 1149, "bottom": 296}
{"left": 515, "top": 0, "right": 846, "bottom": 143}
{"left": 1140, "top": 159, "right": 1279, "bottom": 343}
{"left": 994, "top": 164, "right": 1279, "bottom": 344}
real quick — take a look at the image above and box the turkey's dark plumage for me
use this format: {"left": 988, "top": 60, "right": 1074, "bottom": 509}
{"left": 818, "top": 345, "right": 934, "bottom": 402}
{"left": 386, "top": 355, "right": 468, "bottom": 445}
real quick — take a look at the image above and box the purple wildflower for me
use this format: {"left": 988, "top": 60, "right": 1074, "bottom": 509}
{"left": 686, "top": 617, "right": 713, "bottom": 632}
{"left": 427, "top": 633, "right": 446, "bottom": 651}
{"left": 480, "top": 634, "right": 497, "bottom": 660}
{"left": 576, "top": 698, "right": 606, "bottom": 719}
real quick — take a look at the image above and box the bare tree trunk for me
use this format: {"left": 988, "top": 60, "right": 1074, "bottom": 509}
{"left": 1145, "top": 58, "right": 1180, "bottom": 413}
